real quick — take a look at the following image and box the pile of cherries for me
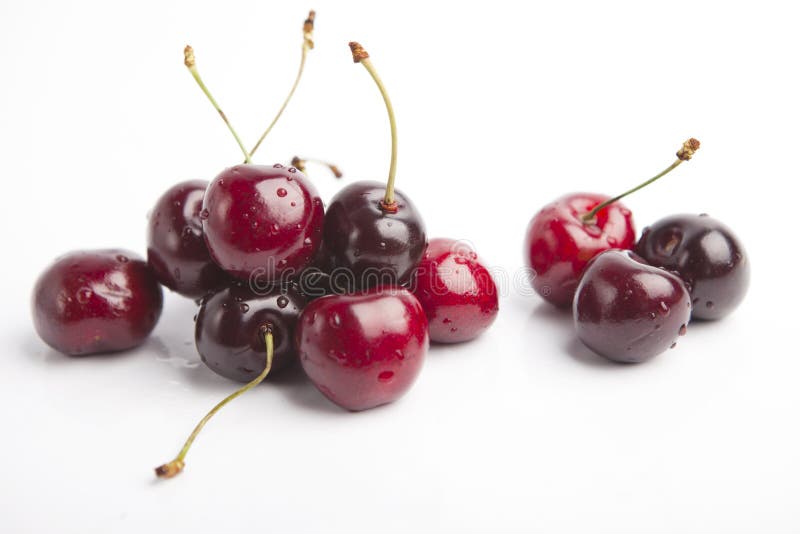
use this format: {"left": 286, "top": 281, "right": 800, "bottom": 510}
{"left": 30, "top": 15, "right": 500, "bottom": 478}
{"left": 524, "top": 138, "right": 750, "bottom": 363}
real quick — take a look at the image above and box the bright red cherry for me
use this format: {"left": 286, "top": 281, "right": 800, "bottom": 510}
{"left": 323, "top": 43, "right": 426, "bottom": 290}
{"left": 412, "top": 238, "right": 499, "bottom": 343}
{"left": 296, "top": 287, "right": 429, "bottom": 411}
{"left": 524, "top": 138, "right": 701, "bottom": 308}
{"left": 635, "top": 214, "right": 749, "bottom": 320}
{"left": 202, "top": 163, "right": 324, "bottom": 282}
{"left": 32, "top": 250, "right": 163, "bottom": 356}
{"left": 147, "top": 180, "right": 230, "bottom": 299}
{"left": 525, "top": 193, "right": 635, "bottom": 308}
{"left": 573, "top": 250, "right": 691, "bottom": 363}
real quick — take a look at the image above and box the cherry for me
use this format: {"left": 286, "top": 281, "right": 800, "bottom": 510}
{"left": 524, "top": 139, "right": 700, "bottom": 308}
{"left": 146, "top": 180, "right": 230, "bottom": 299}
{"left": 635, "top": 214, "right": 749, "bottom": 320}
{"left": 296, "top": 287, "right": 429, "bottom": 411}
{"left": 32, "top": 250, "right": 163, "bottom": 356}
{"left": 182, "top": 40, "right": 324, "bottom": 283}
{"left": 573, "top": 250, "right": 691, "bottom": 363}
{"left": 201, "top": 163, "right": 324, "bottom": 282}
{"left": 195, "top": 283, "right": 305, "bottom": 382}
{"left": 323, "top": 43, "right": 426, "bottom": 289}
{"left": 412, "top": 238, "right": 499, "bottom": 343}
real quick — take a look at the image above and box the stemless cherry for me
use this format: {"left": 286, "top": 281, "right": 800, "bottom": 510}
{"left": 195, "top": 283, "right": 305, "bottom": 382}
{"left": 202, "top": 164, "right": 324, "bottom": 282}
{"left": 412, "top": 238, "right": 499, "bottom": 343}
{"left": 296, "top": 287, "right": 429, "bottom": 411}
{"left": 524, "top": 139, "right": 700, "bottom": 308}
{"left": 147, "top": 180, "right": 230, "bottom": 299}
{"left": 323, "top": 42, "right": 426, "bottom": 289}
{"left": 573, "top": 250, "right": 691, "bottom": 363}
{"left": 635, "top": 214, "right": 750, "bottom": 320}
{"left": 32, "top": 250, "right": 163, "bottom": 356}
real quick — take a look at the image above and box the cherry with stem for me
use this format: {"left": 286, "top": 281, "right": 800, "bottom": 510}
{"left": 155, "top": 327, "right": 274, "bottom": 479}
{"left": 581, "top": 138, "right": 701, "bottom": 223}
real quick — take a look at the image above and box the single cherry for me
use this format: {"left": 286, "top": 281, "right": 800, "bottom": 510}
{"left": 196, "top": 283, "right": 305, "bottom": 382}
{"left": 201, "top": 163, "right": 324, "bottom": 282}
{"left": 296, "top": 287, "right": 429, "bottom": 411}
{"left": 182, "top": 22, "right": 323, "bottom": 283}
{"left": 635, "top": 214, "right": 749, "bottom": 320}
{"left": 32, "top": 250, "right": 163, "bottom": 356}
{"left": 147, "top": 180, "right": 230, "bottom": 299}
{"left": 524, "top": 139, "right": 701, "bottom": 308}
{"left": 573, "top": 250, "right": 691, "bottom": 363}
{"left": 412, "top": 238, "right": 499, "bottom": 343}
{"left": 323, "top": 42, "right": 426, "bottom": 289}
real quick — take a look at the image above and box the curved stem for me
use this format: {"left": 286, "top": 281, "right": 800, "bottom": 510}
{"left": 248, "top": 11, "right": 316, "bottom": 160}
{"left": 581, "top": 138, "right": 701, "bottom": 223}
{"left": 291, "top": 156, "right": 343, "bottom": 178}
{"left": 349, "top": 42, "right": 398, "bottom": 212}
{"left": 184, "top": 46, "right": 252, "bottom": 164}
{"left": 155, "top": 328, "right": 274, "bottom": 478}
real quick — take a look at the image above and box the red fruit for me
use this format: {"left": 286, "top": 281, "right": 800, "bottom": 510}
{"left": 295, "top": 287, "right": 428, "bottom": 411}
{"left": 412, "top": 238, "right": 499, "bottom": 343}
{"left": 524, "top": 193, "right": 635, "bottom": 308}
{"left": 202, "top": 164, "right": 324, "bottom": 282}
{"left": 32, "top": 250, "right": 163, "bottom": 356}
{"left": 146, "top": 180, "right": 230, "bottom": 299}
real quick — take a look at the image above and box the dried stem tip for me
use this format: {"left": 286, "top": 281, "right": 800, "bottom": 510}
{"left": 349, "top": 42, "right": 369, "bottom": 63}
{"left": 183, "top": 45, "right": 195, "bottom": 68}
{"left": 677, "top": 138, "right": 701, "bottom": 161}
{"left": 155, "top": 459, "right": 185, "bottom": 479}
{"left": 303, "top": 10, "right": 316, "bottom": 49}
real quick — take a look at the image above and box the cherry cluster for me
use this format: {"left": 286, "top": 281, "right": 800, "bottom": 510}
{"left": 524, "top": 138, "right": 750, "bottom": 363}
{"left": 29, "top": 13, "right": 500, "bottom": 478}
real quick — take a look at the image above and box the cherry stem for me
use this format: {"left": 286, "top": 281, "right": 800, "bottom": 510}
{"left": 349, "top": 42, "right": 398, "bottom": 213}
{"left": 155, "top": 327, "right": 274, "bottom": 479}
{"left": 581, "top": 138, "right": 701, "bottom": 223}
{"left": 291, "top": 156, "right": 343, "bottom": 178}
{"left": 248, "top": 11, "right": 316, "bottom": 160}
{"left": 184, "top": 45, "right": 252, "bottom": 164}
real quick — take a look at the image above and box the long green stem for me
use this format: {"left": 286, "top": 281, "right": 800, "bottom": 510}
{"left": 349, "top": 42, "right": 398, "bottom": 212}
{"left": 155, "top": 328, "right": 274, "bottom": 478}
{"left": 582, "top": 138, "right": 701, "bottom": 223}
{"left": 248, "top": 11, "right": 316, "bottom": 160}
{"left": 184, "top": 45, "right": 252, "bottom": 163}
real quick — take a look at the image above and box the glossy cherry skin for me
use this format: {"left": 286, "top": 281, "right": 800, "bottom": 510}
{"left": 202, "top": 164, "right": 324, "bottom": 282}
{"left": 412, "top": 238, "right": 499, "bottom": 343}
{"left": 195, "top": 283, "right": 306, "bottom": 383}
{"left": 573, "top": 250, "right": 691, "bottom": 363}
{"left": 32, "top": 250, "right": 163, "bottom": 356}
{"left": 524, "top": 193, "right": 636, "bottom": 308}
{"left": 147, "top": 180, "right": 230, "bottom": 299}
{"left": 296, "top": 287, "right": 429, "bottom": 411}
{"left": 323, "top": 181, "right": 426, "bottom": 290}
{"left": 635, "top": 214, "right": 749, "bottom": 320}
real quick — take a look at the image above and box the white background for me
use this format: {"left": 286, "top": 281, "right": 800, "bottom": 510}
{"left": 1, "top": 1, "right": 797, "bottom": 532}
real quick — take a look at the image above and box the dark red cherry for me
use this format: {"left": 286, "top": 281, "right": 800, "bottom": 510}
{"left": 573, "top": 250, "right": 691, "bottom": 363}
{"left": 147, "top": 180, "right": 230, "bottom": 299}
{"left": 323, "top": 181, "right": 426, "bottom": 289}
{"left": 202, "top": 164, "right": 324, "bottom": 282}
{"left": 32, "top": 250, "right": 163, "bottom": 356}
{"left": 296, "top": 287, "right": 429, "bottom": 411}
{"left": 195, "top": 283, "right": 305, "bottom": 383}
{"left": 412, "top": 238, "right": 499, "bottom": 343}
{"left": 524, "top": 193, "right": 635, "bottom": 308}
{"left": 635, "top": 214, "right": 749, "bottom": 320}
